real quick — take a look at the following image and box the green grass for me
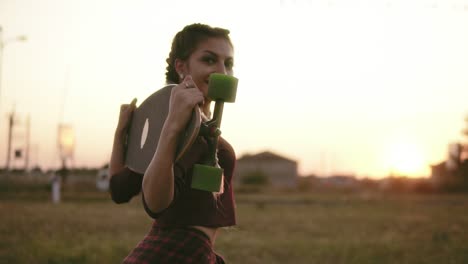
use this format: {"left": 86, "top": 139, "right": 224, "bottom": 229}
{"left": 1, "top": 185, "right": 468, "bottom": 264}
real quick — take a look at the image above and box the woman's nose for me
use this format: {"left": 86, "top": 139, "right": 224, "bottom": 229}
{"left": 216, "top": 63, "right": 227, "bottom": 75}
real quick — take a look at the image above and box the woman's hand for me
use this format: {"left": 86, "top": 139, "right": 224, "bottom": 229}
{"left": 142, "top": 76, "right": 203, "bottom": 213}
{"left": 116, "top": 98, "right": 137, "bottom": 135}
{"left": 166, "top": 75, "right": 204, "bottom": 133}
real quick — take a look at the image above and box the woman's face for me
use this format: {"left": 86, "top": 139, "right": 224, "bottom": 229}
{"left": 180, "top": 37, "right": 234, "bottom": 99}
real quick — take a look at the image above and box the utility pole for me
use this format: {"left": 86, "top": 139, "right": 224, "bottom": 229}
{"left": 24, "top": 114, "right": 30, "bottom": 171}
{"left": 6, "top": 110, "right": 14, "bottom": 170}
{"left": 0, "top": 26, "right": 27, "bottom": 170}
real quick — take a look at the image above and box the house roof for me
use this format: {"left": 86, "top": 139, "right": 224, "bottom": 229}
{"left": 237, "top": 151, "right": 296, "bottom": 163}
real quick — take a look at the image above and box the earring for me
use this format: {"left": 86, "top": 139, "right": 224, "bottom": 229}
{"left": 179, "top": 73, "right": 184, "bottom": 80}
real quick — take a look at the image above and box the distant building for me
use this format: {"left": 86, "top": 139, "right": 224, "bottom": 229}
{"left": 431, "top": 161, "right": 451, "bottom": 185}
{"left": 234, "top": 151, "right": 298, "bottom": 188}
{"left": 430, "top": 142, "right": 468, "bottom": 190}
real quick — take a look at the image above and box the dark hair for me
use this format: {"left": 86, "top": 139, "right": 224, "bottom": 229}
{"left": 165, "top": 23, "right": 233, "bottom": 84}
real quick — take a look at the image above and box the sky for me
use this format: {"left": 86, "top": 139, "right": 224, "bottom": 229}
{"left": 1, "top": 0, "right": 467, "bottom": 178}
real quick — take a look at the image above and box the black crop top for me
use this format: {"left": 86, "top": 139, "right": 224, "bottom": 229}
{"left": 109, "top": 136, "right": 236, "bottom": 228}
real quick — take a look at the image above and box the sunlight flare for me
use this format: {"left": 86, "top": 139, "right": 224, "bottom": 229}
{"left": 384, "top": 135, "right": 428, "bottom": 177}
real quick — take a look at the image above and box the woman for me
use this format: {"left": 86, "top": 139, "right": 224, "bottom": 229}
{"left": 109, "top": 23, "right": 237, "bottom": 264}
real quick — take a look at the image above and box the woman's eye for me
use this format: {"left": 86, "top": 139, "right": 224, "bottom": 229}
{"left": 225, "top": 61, "right": 234, "bottom": 70}
{"left": 203, "top": 57, "right": 216, "bottom": 64}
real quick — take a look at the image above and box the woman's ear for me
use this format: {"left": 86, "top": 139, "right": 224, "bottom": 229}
{"left": 175, "top": 59, "right": 186, "bottom": 79}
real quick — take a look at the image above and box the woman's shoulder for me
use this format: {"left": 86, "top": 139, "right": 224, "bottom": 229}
{"left": 218, "top": 136, "right": 236, "bottom": 158}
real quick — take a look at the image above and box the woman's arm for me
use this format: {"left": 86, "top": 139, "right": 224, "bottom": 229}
{"left": 109, "top": 99, "right": 137, "bottom": 176}
{"left": 109, "top": 130, "right": 127, "bottom": 176}
{"left": 142, "top": 75, "right": 204, "bottom": 213}
{"left": 108, "top": 99, "right": 142, "bottom": 204}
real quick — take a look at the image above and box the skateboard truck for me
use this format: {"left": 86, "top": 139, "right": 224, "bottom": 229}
{"left": 191, "top": 73, "right": 238, "bottom": 192}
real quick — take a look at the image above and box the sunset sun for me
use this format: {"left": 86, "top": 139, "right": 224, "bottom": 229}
{"left": 385, "top": 140, "right": 428, "bottom": 177}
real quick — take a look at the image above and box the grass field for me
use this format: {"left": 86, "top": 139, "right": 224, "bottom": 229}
{"left": 1, "top": 182, "right": 468, "bottom": 264}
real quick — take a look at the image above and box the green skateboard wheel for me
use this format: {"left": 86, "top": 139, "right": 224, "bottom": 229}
{"left": 207, "top": 74, "right": 238, "bottom": 103}
{"left": 191, "top": 164, "right": 223, "bottom": 192}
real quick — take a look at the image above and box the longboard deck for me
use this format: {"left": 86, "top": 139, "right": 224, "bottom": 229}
{"left": 125, "top": 85, "right": 201, "bottom": 174}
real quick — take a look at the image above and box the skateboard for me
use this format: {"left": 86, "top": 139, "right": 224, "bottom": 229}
{"left": 124, "top": 85, "right": 201, "bottom": 174}
{"left": 125, "top": 74, "right": 238, "bottom": 192}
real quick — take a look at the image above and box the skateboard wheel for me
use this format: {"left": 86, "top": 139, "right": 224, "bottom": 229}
{"left": 191, "top": 164, "right": 223, "bottom": 192}
{"left": 207, "top": 74, "right": 238, "bottom": 103}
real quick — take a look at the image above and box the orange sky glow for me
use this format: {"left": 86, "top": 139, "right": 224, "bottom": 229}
{"left": 1, "top": 0, "right": 468, "bottom": 178}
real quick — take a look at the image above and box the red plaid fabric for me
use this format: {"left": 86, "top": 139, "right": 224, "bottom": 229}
{"left": 123, "top": 221, "right": 226, "bottom": 264}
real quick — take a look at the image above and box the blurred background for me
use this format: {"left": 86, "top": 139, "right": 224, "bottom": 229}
{"left": 1, "top": 0, "right": 468, "bottom": 263}
{"left": 1, "top": 0, "right": 467, "bottom": 178}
